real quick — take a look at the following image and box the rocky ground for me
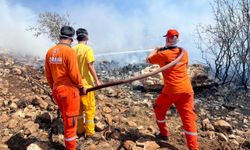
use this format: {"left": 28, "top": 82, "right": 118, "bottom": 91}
{"left": 0, "top": 53, "right": 249, "bottom": 150}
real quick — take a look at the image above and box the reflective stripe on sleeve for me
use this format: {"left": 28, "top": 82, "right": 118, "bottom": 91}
{"left": 156, "top": 119, "right": 166, "bottom": 123}
{"left": 184, "top": 130, "right": 197, "bottom": 136}
{"left": 65, "top": 136, "right": 76, "bottom": 141}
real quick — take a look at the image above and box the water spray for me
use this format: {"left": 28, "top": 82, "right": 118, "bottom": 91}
{"left": 95, "top": 48, "right": 154, "bottom": 57}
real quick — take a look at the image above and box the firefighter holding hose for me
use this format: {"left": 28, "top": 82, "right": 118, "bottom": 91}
{"left": 146, "top": 29, "right": 199, "bottom": 150}
{"left": 45, "top": 26, "right": 86, "bottom": 150}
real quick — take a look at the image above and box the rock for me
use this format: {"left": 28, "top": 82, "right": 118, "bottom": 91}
{"left": 127, "top": 120, "right": 137, "bottom": 127}
{"left": 207, "top": 131, "right": 215, "bottom": 139}
{"left": 110, "top": 130, "right": 121, "bottom": 140}
{"left": 143, "top": 141, "right": 160, "bottom": 150}
{"left": 26, "top": 143, "right": 42, "bottom": 150}
{"left": 102, "top": 106, "right": 112, "bottom": 113}
{"left": 96, "top": 94, "right": 106, "bottom": 101}
{"left": 216, "top": 133, "right": 228, "bottom": 142}
{"left": 95, "top": 121, "right": 106, "bottom": 132}
{"left": 96, "top": 142, "right": 112, "bottom": 149}
{"left": 2, "top": 129, "right": 9, "bottom": 136}
{"left": 235, "top": 129, "right": 244, "bottom": 136}
{"left": 52, "top": 134, "right": 64, "bottom": 145}
{"left": 228, "top": 134, "right": 235, "bottom": 139}
{"left": 231, "top": 139, "right": 239, "bottom": 146}
{"left": 120, "top": 117, "right": 128, "bottom": 123}
{"left": 202, "top": 118, "right": 215, "bottom": 131}
{"left": 243, "top": 118, "right": 248, "bottom": 124}
{"left": 85, "top": 144, "right": 96, "bottom": 150}
{"left": 0, "top": 114, "right": 9, "bottom": 123}
{"left": 32, "top": 96, "right": 48, "bottom": 109}
{"left": 38, "top": 112, "right": 52, "bottom": 123}
{"left": 103, "top": 114, "right": 113, "bottom": 125}
{"left": 147, "top": 126, "right": 157, "bottom": 133}
{"left": 8, "top": 119, "right": 19, "bottom": 129}
{"left": 105, "top": 87, "right": 117, "bottom": 97}
{"left": 214, "top": 120, "right": 233, "bottom": 134}
{"left": 242, "top": 140, "right": 250, "bottom": 149}
{"left": 12, "top": 68, "right": 22, "bottom": 75}
{"left": 124, "top": 140, "right": 136, "bottom": 150}
{"left": 235, "top": 135, "right": 245, "bottom": 143}
{"left": 9, "top": 102, "right": 17, "bottom": 109}
{"left": 51, "top": 118, "right": 64, "bottom": 134}
{"left": 23, "top": 121, "right": 39, "bottom": 134}
{"left": 0, "top": 144, "right": 8, "bottom": 150}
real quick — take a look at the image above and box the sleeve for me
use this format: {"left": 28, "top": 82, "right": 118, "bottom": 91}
{"left": 148, "top": 51, "right": 167, "bottom": 65}
{"left": 45, "top": 53, "right": 53, "bottom": 89}
{"left": 185, "top": 50, "right": 189, "bottom": 65}
{"left": 86, "top": 47, "right": 95, "bottom": 63}
{"left": 67, "top": 50, "right": 83, "bottom": 88}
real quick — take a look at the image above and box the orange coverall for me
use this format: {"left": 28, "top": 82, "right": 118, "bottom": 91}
{"left": 148, "top": 47, "right": 198, "bottom": 150}
{"left": 45, "top": 43, "right": 83, "bottom": 150}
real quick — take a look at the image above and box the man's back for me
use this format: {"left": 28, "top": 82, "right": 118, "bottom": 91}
{"left": 73, "top": 43, "right": 95, "bottom": 87}
{"left": 45, "top": 44, "right": 82, "bottom": 89}
{"left": 148, "top": 47, "right": 193, "bottom": 94}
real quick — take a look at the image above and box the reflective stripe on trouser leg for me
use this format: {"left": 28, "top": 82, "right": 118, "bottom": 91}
{"left": 77, "top": 100, "right": 85, "bottom": 135}
{"left": 154, "top": 93, "right": 173, "bottom": 136}
{"left": 174, "top": 93, "right": 198, "bottom": 150}
{"left": 81, "top": 91, "right": 96, "bottom": 136}
{"left": 65, "top": 136, "right": 76, "bottom": 141}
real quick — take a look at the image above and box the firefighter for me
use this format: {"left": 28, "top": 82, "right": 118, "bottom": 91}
{"left": 73, "top": 28, "right": 101, "bottom": 139}
{"left": 146, "top": 29, "right": 199, "bottom": 150}
{"left": 45, "top": 26, "right": 85, "bottom": 150}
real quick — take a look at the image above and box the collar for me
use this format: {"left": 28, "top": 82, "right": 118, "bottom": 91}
{"left": 58, "top": 43, "right": 71, "bottom": 47}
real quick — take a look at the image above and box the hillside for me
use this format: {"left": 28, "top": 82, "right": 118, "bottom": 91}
{"left": 0, "top": 53, "right": 249, "bottom": 150}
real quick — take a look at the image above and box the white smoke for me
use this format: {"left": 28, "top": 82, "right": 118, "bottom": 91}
{"left": 0, "top": 0, "right": 213, "bottom": 63}
{"left": 0, "top": 0, "right": 52, "bottom": 57}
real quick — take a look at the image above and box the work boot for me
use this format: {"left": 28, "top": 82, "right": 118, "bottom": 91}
{"left": 155, "top": 132, "right": 169, "bottom": 141}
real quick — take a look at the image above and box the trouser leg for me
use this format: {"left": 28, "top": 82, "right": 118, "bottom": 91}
{"left": 175, "top": 93, "right": 198, "bottom": 150}
{"left": 53, "top": 86, "right": 80, "bottom": 150}
{"left": 154, "top": 93, "right": 173, "bottom": 136}
{"left": 81, "top": 91, "right": 96, "bottom": 136}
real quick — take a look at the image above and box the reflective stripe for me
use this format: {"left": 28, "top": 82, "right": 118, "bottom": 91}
{"left": 157, "top": 119, "right": 166, "bottom": 123}
{"left": 85, "top": 120, "right": 94, "bottom": 124}
{"left": 184, "top": 130, "right": 197, "bottom": 136}
{"left": 78, "top": 116, "right": 84, "bottom": 119}
{"left": 65, "top": 136, "right": 76, "bottom": 141}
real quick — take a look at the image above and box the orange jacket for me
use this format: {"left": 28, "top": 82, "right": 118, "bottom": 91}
{"left": 148, "top": 47, "right": 193, "bottom": 94}
{"left": 45, "top": 44, "right": 83, "bottom": 89}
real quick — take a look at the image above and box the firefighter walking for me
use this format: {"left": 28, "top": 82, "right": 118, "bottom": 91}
{"left": 146, "top": 29, "right": 199, "bottom": 150}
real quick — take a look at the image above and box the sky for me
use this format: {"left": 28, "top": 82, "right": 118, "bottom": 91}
{"left": 0, "top": 0, "right": 214, "bottom": 63}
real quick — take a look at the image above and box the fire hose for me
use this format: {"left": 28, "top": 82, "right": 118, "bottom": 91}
{"left": 86, "top": 47, "right": 185, "bottom": 93}
{"left": 28, "top": 47, "right": 184, "bottom": 95}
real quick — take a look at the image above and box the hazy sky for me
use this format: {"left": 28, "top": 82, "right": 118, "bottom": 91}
{"left": 0, "top": 0, "right": 214, "bottom": 63}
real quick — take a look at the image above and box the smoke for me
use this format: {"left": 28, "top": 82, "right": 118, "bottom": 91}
{"left": 0, "top": 0, "right": 52, "bottom": 57}
{"left": 1, "top": 0, "right": 213, "bottom": 63}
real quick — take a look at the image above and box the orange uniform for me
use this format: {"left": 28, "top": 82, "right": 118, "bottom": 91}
{"left": 45, "top": 43, "right": 82, "bottom": 150}
{"left": 148, "top": 47, "right": 198, "bottom": 150}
